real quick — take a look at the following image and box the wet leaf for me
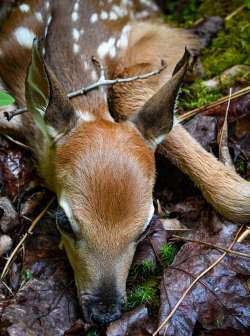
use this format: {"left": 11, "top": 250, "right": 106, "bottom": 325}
{"left": 157, "top": 224, "right": 250, "bottom": 336}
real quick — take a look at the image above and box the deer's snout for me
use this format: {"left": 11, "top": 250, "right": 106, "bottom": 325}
{"left": 80, "top": 293, "right": 125, "bottom": 325}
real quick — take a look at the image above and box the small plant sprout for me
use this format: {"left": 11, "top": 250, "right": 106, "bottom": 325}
{"left": 161, "top": 243, "right": 178, "bottom": 266}
{"left": 127, "top": 279, "right": 158, "bottom": 310}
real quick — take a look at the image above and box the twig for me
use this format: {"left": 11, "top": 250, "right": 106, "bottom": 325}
{"left": 152, "top": 225, "right": 245, "bottom": 335}
{"left": 4, "top": 61, "right": 167, "bottom": 120}
{"left": 1, "top": 196, "right": 55, "bottom": 280}
{"left": 219, "top": 88, "right": 234, "bottom": 168}
{"left": 178, "top": 85, "right": 250, "bottom": 123}
{"left": 225, "top": 5, "right": 246, "bottom": 21}
{"left": 172, "top": 234, "right": 250, "bottom": 260}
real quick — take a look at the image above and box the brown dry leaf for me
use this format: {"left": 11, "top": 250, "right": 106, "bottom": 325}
{"left": 106, "top": 305, "right": 156, "bottom": 336}
{"left": 0, "top": 136, "right": 35, "bottom": 200}
{"left": 157, "top": 224, "right": 250, "bottom": 336}
{"left": 0, "top": 212, "right": 79, "bottom": 336}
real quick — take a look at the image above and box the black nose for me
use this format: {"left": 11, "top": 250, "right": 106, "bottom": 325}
{"left": 90, "top": 302, "right": 123, "bottom": 325}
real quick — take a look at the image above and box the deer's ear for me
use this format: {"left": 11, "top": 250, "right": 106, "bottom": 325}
{"left": 25, "top": 39, "right": 76, "bottom": 140}
{"left": 130, "top": 48, "right": 191, "bottom": 148}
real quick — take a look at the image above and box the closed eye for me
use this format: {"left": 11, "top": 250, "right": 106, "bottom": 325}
{"left": 56, "top": 206, "right": 77, "bottom": 239}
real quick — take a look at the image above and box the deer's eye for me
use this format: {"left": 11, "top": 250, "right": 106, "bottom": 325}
{"left": 56, "top": 207, "right": 75, "bottom": 236}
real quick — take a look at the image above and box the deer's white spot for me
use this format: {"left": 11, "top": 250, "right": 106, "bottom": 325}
{"left": 91, "top": 70, "right": 97, "bottom": 81}
{"left": 110, "top": 45, "right": 116, "bottom": 58}
{"left": 35, "top": 12, "right": 43, "bottom": 22}
{"left": 72, "top": 28, "right": 80, "bottom": 41}
{"left": 78, "top": 111, "right": 96, "bottom": 122}
{"left": 100, "top": 10, "right": 108, "bottom": 20}
{"left": 135, "top": 10, "right": 149, "bottom": 19}
{"left": 45, "top": 1, "right": 50, "bottom": 10}
{"left": 109, "top": 11, "right": 118, "bottom": 20}
{"left": 97, "top": 37, "right": 116, "bottom": 59}
{"left": 83, "top": 60, "right": 89, "bottom": 70}
{"left": 14, "top": 27, "right": 36, "bottom": 48}
{"left": 19, "top": 4, "right": 30, "bottom": 13}
{"left": 90, "top": 13, "right": 98, "bottom": 23}
{"left": 73, "top": 43, "right": 80, "bottom": 54}
{"left": 73, "top": 2, "right": 79, "bottom": 11}
{"left": 117, "top": 25, "right": 131, "bottom": 49}
{"left": 80, "top": 28, "right": 84, "bottom": 35}
{"left": 112, "top": 5, "right": 127, "bottom": 17}
{"left": 72, "top": 12, "right": 79, "bottom": 22}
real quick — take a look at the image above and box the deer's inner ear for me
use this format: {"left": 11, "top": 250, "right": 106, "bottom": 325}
{"left": 25, "top": 39, "right": 77, "bottom": 140}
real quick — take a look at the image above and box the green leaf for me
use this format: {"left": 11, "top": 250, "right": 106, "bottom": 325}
{"left": 0, "top": 91, "right": 15, "bottom": 107}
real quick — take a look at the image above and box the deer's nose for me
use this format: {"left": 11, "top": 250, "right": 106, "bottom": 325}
{"left": 89, "top": 302, "right": 123, "bottom": 325}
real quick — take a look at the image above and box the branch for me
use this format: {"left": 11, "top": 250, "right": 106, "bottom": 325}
{"left": 4, "top": 60, "right": 167, "bottom": 121}
{"left": 152, "top": 225, "right": 246, "bottom": 336}
{"left": 172, "top": 234, "right": 250, "bottom": 260}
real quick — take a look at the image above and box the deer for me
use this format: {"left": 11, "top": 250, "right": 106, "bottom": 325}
{"left": 0, "top": 0, "right": 249, "bottom": 326}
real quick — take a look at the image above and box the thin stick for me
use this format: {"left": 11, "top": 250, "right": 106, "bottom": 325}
{"left": 4, "top": 62, "right": 167, "bottom": 120}
{"left": 178, "top": 85, "right": 250, "bottom": 123}
{"left": 152, "top": 225, "right": 245, "bottom": 335}
{"left": 172, "top": 234, "right": 250, "bottom": 260}
{"left": 225, "top": 5, "right": 245, "bottom": 21}
{"left": 1, "top": 196, "right": 55, "bottom": 280}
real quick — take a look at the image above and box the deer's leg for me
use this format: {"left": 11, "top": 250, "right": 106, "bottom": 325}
{"left": 158, "top": 124, "right": 250, "bottom": 224}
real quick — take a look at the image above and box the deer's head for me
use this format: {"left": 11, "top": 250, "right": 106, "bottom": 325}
{"left": 25, "top": 40, "right": 190, "bottom": 325}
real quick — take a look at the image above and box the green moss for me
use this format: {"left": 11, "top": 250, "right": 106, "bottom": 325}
{"left": 161, "top": 243, "right": 178, "bottom": 266}
{"left": 127, "top": 279, "right": 159, "bottom": 310}
{"left": 199, "top": 0, "right": 243, "bottom": 17}
{"left": 179, "top": 80, "right": 221, "bottom": 110}
{"left": 202, "top": 10, "right": 250, "bottom": 77}
{"left": 164, "top": 0, "right": 201, "bottom": 27}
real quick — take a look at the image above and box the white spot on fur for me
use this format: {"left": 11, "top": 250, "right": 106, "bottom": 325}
{"left": 72, "top": 28, "right": 80, "bottom": 41}
{"left": 73, "top": 2, "right": 79, "bottom": 11}
{"left": 83, "top": 60, "right": 89, "bottom": 70}
{"left": 135, "top": 10, "right": 150, "bottom": 19}
{"left": 91, "top": 70, "right": 97, "bottom": 81}
{"left": 97, "top": 37, "right": 116, "bottom": 59}
{"left": 35, "top": 12, "right": 43, "bottom": 22}
{"left": 45, "top": 1, "right": 50, "bottom": 10}
{"left": 109, "top": 11, "right": 118, "bottom": 20}
{"left": 112, "top": 5, "right": 127, "bottom": 17}
{"left": 19, "top": 4, "right": 30, "bottom": 13}
{"left": 80, "top": 28, "right": 84, "bottom": 35}
{"left": 117, "top": 25, "right": 131, "bottom": 49}
{"left": 78, "top": 111, "right": 96, "bottom": 122}
{"left": 90, "top": 13, "right": 98, "bottom": 23}
{"left": 100, "top": 10, "right": 108, "bottom": 20}
{"left": 73, "top": 43, "right": 80, "bottom": 54}
{"left": 72, "top": 12, "right": 79, "bottom": 22}
{"left": 13, "top": 27, "right": 36, "bottom": 48}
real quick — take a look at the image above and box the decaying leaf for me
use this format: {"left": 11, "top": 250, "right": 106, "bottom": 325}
{"left": 157, "top": 224, "right": 250, "bottom": 336}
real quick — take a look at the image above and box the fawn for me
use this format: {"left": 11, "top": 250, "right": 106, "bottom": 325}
{"left": 0, "top": 0, "right": 249, "bottom": 325}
